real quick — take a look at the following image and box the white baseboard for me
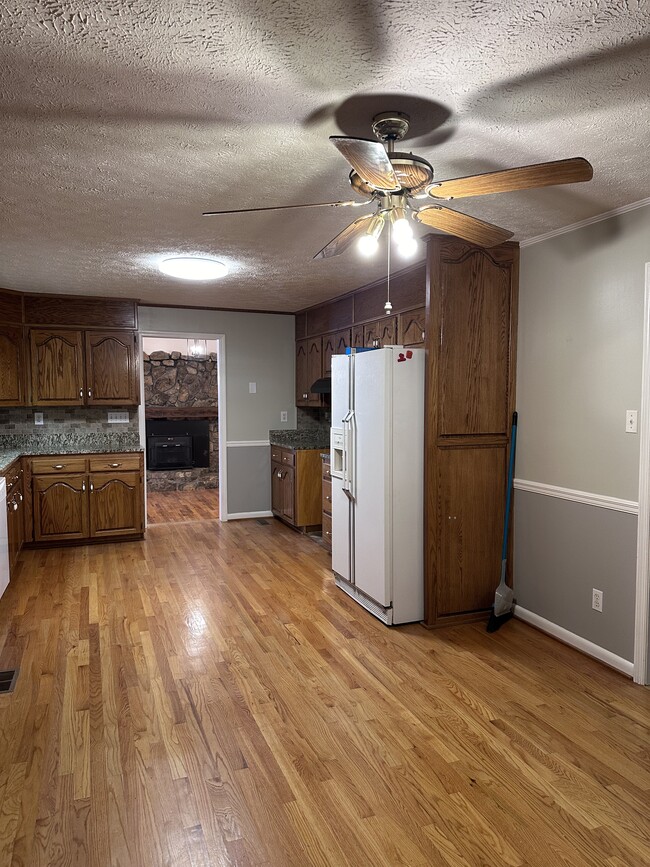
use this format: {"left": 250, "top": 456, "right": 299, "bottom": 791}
{"left": 514, "top": 605, "right": 634, "bottom": 677}
{"left": 224, "top": 510, "right": 273, "bottom": 521}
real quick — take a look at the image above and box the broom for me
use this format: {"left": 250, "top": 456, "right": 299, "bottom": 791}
{"left": 487, "top": 411, "right": 517, "bottom": 633}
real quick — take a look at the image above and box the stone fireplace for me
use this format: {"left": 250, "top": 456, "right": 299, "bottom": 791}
{"left": 143, "top": 349, "right": 218, "bottom": 491}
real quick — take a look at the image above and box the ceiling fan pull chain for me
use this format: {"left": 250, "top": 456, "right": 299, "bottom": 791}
{"left": 385, "top": 221, "right": 392, "bottom": 314}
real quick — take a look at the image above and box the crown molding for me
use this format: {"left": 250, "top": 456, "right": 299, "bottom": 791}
{"left": 519, "top": 197, "right": 650, "bottom": 248}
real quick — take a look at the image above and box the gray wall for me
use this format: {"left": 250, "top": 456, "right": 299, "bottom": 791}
{"left": 138, "top": 306, "right": 296, "bottom": 515}
{"left": 515, "top": 204, "right": 650, "bottom": 662}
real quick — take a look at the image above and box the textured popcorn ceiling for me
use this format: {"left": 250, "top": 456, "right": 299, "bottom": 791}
{"left": 1, "top": 1, "right": 649, "bottom": 311}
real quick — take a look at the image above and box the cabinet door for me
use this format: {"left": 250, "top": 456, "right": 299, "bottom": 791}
{"left": 271, "top": 461, "right": 284, "bottom": 515}
{"left": 85, "top": 331, "right": 139, "bottom": 405}
{"left": 281, "top": 467, "right": 295, "bottom": 522}
{"left": 398, "top": 307, "right": 426, "bottom": 347}
{"left": 30, "top": 330, "right": 85, "bottom": 405}
{"left": 323, "top": 329, "right": 351, "bottom": 376}
{"left": 0, "top": 326, "right": 25, "bottom": 406}
{"left": 363, "top": 317, "right": 397, "bottom": 348}
{"left": 33, "top": 474, "right": 89, "bottom": 541}
{"left": 89, "top": 471, "right": 142, "bottom": 538}
{"left": 296, "top": 337, "right": 322, "bottom": 407}
{"left": 351, "top": 324, "right": 364, "bottom": 347}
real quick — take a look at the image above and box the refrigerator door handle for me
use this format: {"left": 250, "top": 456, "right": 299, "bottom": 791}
{"left": 342, "top": 411, "right": 353, "bottom": 495}
{"left": 347, "top": 410, "right": 356, "bottom": 501}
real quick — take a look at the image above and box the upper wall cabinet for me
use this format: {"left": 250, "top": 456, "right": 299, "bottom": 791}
{"left": 398, "top": 307, "right": 426, "bottom": 348}
{"left": 0, "top": 326, "right": 26, "bottom": 405}
{"left": 30, "top": 329, "right": 140, "bottom": 406}
{"left": 30, "top": 330, "right": 85, "bottom": 405}
{"left": 296, "top": 337, "right": 323, "bottom": 407}
{"left": 86, "top": 331, "right": 139, "bottom": 405}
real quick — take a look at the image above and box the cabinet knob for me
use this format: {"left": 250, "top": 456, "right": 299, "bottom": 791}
{"left": 12, "top": 502, "right": 18, "bottom": 512}
{"left": 110, "top": 463, "right": 121, "bottom": 468}
{"left": 90, "top": 482, "right": 94, "bottom": 493}
{"left": 79, "top": 388, "right": 83, "bottom": 399}
{"left": 52, "top": 464, "right": 65, "bottom": 469}
{"left": 325, "top": 530, "right": 331, "bottom": 536}
{"left": 302, "top": 393, "right": 308, "bottom": 399}
{"left": 277, "top": 471, "right": 282, "bottom": 478}
{"left": 325, "top": 495, "right": 331, "bottom": 501}
{"left": 88, "top": 389, "right": 92, "bottom": 398}
{"left": 82, "top": 481, "right": 86, "bottom": 492}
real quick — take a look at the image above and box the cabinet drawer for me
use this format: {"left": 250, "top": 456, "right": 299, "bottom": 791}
{"left": 322, "top": 478, "right": 332, "bottom": 514}
{"left": 31, "top": 456, "right": 87, "bottom": 474}
{"left": 322, "top": 512, "right": 332, "bottom": 548}
{"left": 322, "top": 458, "right": 331, "bottom": 481}
{"left": 270, "top": 447, "right": 284, "bottom": 463}
{"left": 281, "top": 450, "right": 295, "bottom": 467}
{"left": 88, "top": 454, "right": 141, "bottom": 472}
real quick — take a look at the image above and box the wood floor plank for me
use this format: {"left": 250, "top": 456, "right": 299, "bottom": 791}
{"left": 0, "top": 517, "right": 648, "bottom": 866}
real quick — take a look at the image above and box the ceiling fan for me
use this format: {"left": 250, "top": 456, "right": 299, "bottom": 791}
{"left": 203, "top": 111, "right": 593, "bottom": 259}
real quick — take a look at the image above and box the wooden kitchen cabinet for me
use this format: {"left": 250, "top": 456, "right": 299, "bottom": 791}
{"left": 270, "top": 446, "right": 322, "bottom": 531}
{"left": 363, "top": 316, "right": 397, "bottom": 348}
{"left": 398, "top": 306, "right": 426, "bottom": 348}
{"left": 296, "top": 337, "right": 323, "bottom": 407}
{"left": 29, "top": 452, "right": 144, "bottom": 545}
{"left": 89, "top": 471, "right": 143, "bottom": 538}
{"left": 85, "top": 331, "right": 139, "bottom": 405}
{"left": 323, "top": 329, "right": 351, "bottom": 376}
{"left": 4, "top": 461, "right": 25, "bottom": 575}
{"left": 30, "top": 329, "right": 85, "bottom": 405}
{"left": 321, "top": 454, "right": 332, "bottom": 551}
{"left": 0, "top": 326, "right": 26, "bottom": 405}
{"left": 33, "top": 473, "right": 89, "bottom": 542}
{"left": 29, "top": 328, "right": 139, "bottom": 406}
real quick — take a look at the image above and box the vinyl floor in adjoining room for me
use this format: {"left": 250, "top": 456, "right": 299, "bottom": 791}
{"left": 147, "top": 488, "right": 220, "bottom": 524}
{"left": 0, "top": 514, "right": 648, "bottom": 866}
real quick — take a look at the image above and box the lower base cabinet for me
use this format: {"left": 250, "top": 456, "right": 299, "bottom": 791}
{"left": 30, "top": 453, "right": 144, "bottom": 545}
{"left": 271, "top": 446, "right": 322, "bottom": 531}
{"left": 4, "top": 461, "right": 25, "bottom": 576}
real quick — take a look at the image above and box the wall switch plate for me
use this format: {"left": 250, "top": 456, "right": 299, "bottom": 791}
{"left": 34, "top": 412, "right": 44, "bottom": 426}
{"left": 592, "top": 588, "right": 603, "bottom": 612}
{"left": 249, "top": 382, "right": 257, "bottom": 394}
{"left": 280, "top": 411, "right": 288, "bottom": 423}
{"left": 107, "top": 411, "right": 129, "bottom": 424}
{"left": 626, "top": 410, "right": 638, "bottom": 433}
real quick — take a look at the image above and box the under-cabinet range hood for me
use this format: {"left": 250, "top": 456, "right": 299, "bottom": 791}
{"left": 310, "top": 377, "right": 331, "bottom": 394}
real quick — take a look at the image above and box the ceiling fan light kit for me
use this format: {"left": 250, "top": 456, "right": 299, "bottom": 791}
{"left": 203, "top": 111, "right": 593, "bottom": 260}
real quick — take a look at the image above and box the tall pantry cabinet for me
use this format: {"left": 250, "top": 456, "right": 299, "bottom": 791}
{"left": 424, "top": 237, "right": 518, "bottom": 628}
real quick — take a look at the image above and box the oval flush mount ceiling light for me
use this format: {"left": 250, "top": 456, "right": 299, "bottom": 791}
{"left": 159, "top": 257, "right": 228, "bottom": 281}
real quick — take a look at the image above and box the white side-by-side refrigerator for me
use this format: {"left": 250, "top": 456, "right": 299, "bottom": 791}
{"left": 330, "top": 346, "right": 424, "bottom": 625}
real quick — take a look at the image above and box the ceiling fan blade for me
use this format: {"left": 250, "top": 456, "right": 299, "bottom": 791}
{"left": 313, "top": 213, "right": 376, "bottom": 260}
{"left": 330, "top": 137, "right": 400, "bottom": 191}
{"left": 415, "top": 206, "right": 513, "bottom": 247}
{"left": 427, "top": 158, "right": 593, "bottom": 199}
{"left": 202, "top": 200, "right": 364, "bottom": 216}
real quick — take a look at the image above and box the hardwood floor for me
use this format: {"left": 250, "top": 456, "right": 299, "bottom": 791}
{"left": 147, "top": 489, "right": 220, "bottom": 524}
{"left": 0, "top": 516, "right": 648, "bottom": 866}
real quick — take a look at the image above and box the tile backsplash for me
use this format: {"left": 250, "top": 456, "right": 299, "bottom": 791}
{"left": 0, "top": 407, "right": 142, "bottom": 452}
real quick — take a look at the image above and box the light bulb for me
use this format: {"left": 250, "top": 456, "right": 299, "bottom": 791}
{"left": 397, "top": 236, "right": 418, "bottom": 258}
{"left": 392, "top": 216, "right": 413, "bottom": 242}
{"left": 357, "top": 234, "right": 379, "bottom": 257}
{"left": 159, "top": 257, "right": 227, "bottom": 280}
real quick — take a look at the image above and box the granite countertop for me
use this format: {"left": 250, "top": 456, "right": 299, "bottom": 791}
{"left": 269, "top": 429, "right": 330, "bottom": 450}
{"left": 0, "top": 436, "right": 143, "bottom": 475}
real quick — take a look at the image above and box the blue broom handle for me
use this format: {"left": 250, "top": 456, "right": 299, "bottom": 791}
{"left": 501, "top": 412, "right": 518, "bottom": 562}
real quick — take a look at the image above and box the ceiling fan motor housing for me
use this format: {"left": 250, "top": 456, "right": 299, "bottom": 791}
{"left": 349, "top": 151, "right": 433, "bottom": 198}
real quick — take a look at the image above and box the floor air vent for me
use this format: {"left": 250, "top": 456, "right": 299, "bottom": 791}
{"left": 256, "top": 519, "right": 269, "bottom": 525}
{"left": 0, "top": 669, "right": 18, "bottom": 694}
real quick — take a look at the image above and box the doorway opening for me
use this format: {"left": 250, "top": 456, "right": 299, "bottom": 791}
{"left": 142, "top": 336, "right": 220, "bottom": 525}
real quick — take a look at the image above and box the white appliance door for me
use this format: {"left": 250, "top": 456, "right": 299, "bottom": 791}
{"left": 353, "top": 349, "right": 391, "bottom": 606}
{"left": 0, "top": 479, "right": 9, "bottom": 600}
{"left": 331, "top": 355, "right": 353, "bottom": 583}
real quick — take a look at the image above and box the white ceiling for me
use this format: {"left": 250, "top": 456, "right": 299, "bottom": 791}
{"left": 1, "top": 2, "right": 649, "bottom": 312}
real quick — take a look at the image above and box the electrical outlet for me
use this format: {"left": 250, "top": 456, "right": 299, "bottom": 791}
{"left": 626, "top": 410, "right": 638, "bottom": 433}
{"left": 34, "top": 412, "right": 44, "bottom": 426}
{"left": 249, "top": 382, "right": 257, "bottom": 394}
{"left": 280, "top": 410, "right": 288, "bottom": 423}
{"left": 107, "top": 411, "right": 129, "bottom": 424}
{"left": 592, "top": 588, "right": 603, "bottom": 612}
